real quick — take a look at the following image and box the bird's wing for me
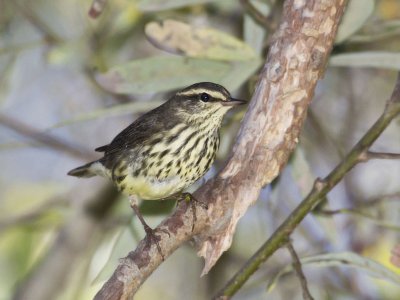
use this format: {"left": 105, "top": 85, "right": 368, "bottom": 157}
{"left": 99, "top": 103, "right": 178, "bottom": 168}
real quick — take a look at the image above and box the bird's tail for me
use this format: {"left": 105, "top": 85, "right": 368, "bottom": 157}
{"left": 67, "top": 161, "right": 103, "bottom": 178}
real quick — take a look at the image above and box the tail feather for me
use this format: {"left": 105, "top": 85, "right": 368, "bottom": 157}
{"left": 68, "top": 161, "right": 98, "bottom": 178}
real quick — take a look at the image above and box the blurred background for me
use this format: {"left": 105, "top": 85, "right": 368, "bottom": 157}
{"left": 0, "top": 0, "right": 400, "bottom": 299}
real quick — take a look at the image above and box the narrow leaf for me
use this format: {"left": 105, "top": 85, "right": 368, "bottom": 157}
{"left": 268, "top": 252, "right": 400, "bottom": 292}
{"left": 329, "top": 52, "right": 400, "bottom": 70}
{"left": 96, "top": 56, "right": 261, "bottom": 94}
{"left": 145, "top": 20, "right": 257, "bottom": 61}
{"left": 138, "top": 0, "right": 214, "bottom": 12}
{"left": 335, "top": 0, "right": 375, "bottom": 44}
{"left": 51, "top": 101, "right": 162, "bottom": 128}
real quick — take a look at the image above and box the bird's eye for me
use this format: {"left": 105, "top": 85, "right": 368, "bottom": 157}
{"left": 200, "top": 92, "right": 210, "bottom": 102}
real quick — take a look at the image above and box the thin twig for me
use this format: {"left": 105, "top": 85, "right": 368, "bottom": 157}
{"left": 286, "top": 241, "right": 314, "bottom": 300}
{"left": 0, "top": 114, "right": 96, "bottom": 161}
{"left": 358, "top": 151, "right": 400, "bottom": 162}
{"left": 315, "top": 191, "right": 400, "bottom": 213}
{"left": 214, "top": 72, "right": 400, "bottom": 298}
{"left": 317, "top": 208, "right": 400, "bottom": 232}
{"left": 240, "top": 0, "right": 277, "bottom": 31}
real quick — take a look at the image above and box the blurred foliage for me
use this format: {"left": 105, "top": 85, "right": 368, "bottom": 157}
{"left": 0, "top": 0, "right": 400, "bottom": 299}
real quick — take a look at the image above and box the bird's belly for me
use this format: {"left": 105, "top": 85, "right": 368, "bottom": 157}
{"left": 120, "top": 175, "right": 184, "bottom": 200}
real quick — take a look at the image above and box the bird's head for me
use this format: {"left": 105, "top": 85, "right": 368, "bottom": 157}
{"left": 170, "top": 82, "right": 246, "bottom": 126}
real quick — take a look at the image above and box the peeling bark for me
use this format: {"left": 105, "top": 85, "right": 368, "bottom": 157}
{"left": 94, "top": 0, "right": 348, "bottom": 299}
{"left": 196, "top": 0, "right": 348, "bottom": 275}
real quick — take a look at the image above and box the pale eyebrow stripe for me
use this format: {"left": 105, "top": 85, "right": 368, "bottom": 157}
{"left": 176, "top": 89, "right": 227, "bottom": 100}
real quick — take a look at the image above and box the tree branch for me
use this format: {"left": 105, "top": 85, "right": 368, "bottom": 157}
{"left": 358, "top": 151, "right": 400, "bottom": 161}
{"left": 95, "top": 1, "right": 349, "bottom": 298}
{"left": 0, "top": 114, "right": 96, "bottom": 161}
{"left": 240, "top": 0, "right": 277, "bottom": 31}
{"left": 286, "top": 241, "right": 314, "bottom": 300}
{"left": 214, "top": 72, "right": 400, "bottom": 298}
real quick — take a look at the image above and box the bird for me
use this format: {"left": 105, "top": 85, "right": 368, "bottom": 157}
{"left": 68, "top": 82, "right": 246, "bottom": 256}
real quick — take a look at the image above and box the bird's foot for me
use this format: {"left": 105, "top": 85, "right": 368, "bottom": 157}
{"left": 181, "top": 192, "right": 209, "bottom": 209}
{"left": 129, "top": 198, "right": 170, "bottom": 261}
{"left": 177, "top": 192, "right": 209, "bottom": 232}
{"left": 143, "top": 224, "right": 170, "bottom": 261}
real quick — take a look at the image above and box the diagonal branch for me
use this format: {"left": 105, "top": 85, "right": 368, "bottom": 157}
{"left": 94, "top": 1, "right": 349, "bottom": 299}
{"left": 0, "top": 114, "right": 95, "bottom": 160}
{"left": 215, "top": 72, "right": 400, "bottom": 298}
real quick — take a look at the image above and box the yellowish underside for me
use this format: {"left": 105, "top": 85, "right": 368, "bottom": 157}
{"left": 121, "top": 174, "right": 183, "bottom": 200}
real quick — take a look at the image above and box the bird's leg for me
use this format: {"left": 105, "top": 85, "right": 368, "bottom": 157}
{"left": 176, "top": 192, "right": 208, "bottom": 232}
{"left": 129, "top": 195, "right": 168, "bottom": 260}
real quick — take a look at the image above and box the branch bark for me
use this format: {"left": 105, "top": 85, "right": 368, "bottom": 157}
{"left": 95, "top": 0, "right": 349, "bottom": 298}
{"left": 215, "top": 72, "right": 400, "bottom": 298}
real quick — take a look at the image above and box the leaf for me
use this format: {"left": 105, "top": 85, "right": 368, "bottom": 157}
{"left": 55, "top": 58, "right": 260, "bottom": 127}
{"left": 267, "top": 252, "right": 400, "bottom": 292}
{"left": 348, "top": 20, "right": 400, "bottom": 43}
{"left": 220, "top": 59, "right": 262, "bottom": 91}
{"left": 0, "top": 55, "right": 16, "bottom": 108}
{"left": 96, "top": 56, "right": 261, "bottom": 94}
{"left": 51, "top": 101, "right": 162, "bottom": 128}
{"left": 91, "top": 219, "right": 161, "bottom": 283}
{"left": 329, "top": 52, "right": 400, "bottom": 70}
{"left": 335, "top": 0, "right": 375, "bottom": 44}
{"left": 90, "top": 227, "right": 130, "bottom": 284}
{"left": 145, "top": 20, "right": 257, "bottom": 61}
{"left": 137, "top": 0, "right": 214, "bottom": 12}
{"left": 335, "top": 209, "right": 400, "bottom": 232}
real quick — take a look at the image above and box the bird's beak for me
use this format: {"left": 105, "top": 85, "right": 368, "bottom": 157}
{"left": 222, "top": 97, "right": 247, "bottom": 106}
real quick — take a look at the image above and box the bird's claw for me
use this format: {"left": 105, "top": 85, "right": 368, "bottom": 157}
{"left": 177, "top": 193, "right": 208, "bottom": 232}
{"left": 179, "top": 192, "right": 208, "bottom": 210}
{"left": 143, "top": 225, "right": 170, "bottom": 261}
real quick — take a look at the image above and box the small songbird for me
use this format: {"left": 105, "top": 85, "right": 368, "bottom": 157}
{"left": 68, "top": 82, "right": 246, "bottom": 252}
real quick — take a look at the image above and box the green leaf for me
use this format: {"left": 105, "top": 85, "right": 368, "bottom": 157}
{"left": 267, "top": 252, "right": 400, "bottom": 292}
{"left": 137, "top": 0, "right": 214, "bottom": 11}
{"left": 51, "top": 101, "right": 162, "bottom": 128}
{"left": 348, "top": 20, "right": 400, "bottom": 43}
{"left": 335, "top": 0, "right": 375, "bottom": 44}
{"left": 90, "top": 227, "right": 132, "bottom": 284}
{"left": 145, "top": 20, "right": 257, "bottom": 61}
{"left": 220, "top": 59, "right": 261, "bottom": 90}
{"left": 96, "top": 56, "right": 261, "bottom": 94}
{"left": 329, "top": 52, "right": 400, "bottom": 70}
{"left": 54, "top": 58, "right": 260, "bottom": 127}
